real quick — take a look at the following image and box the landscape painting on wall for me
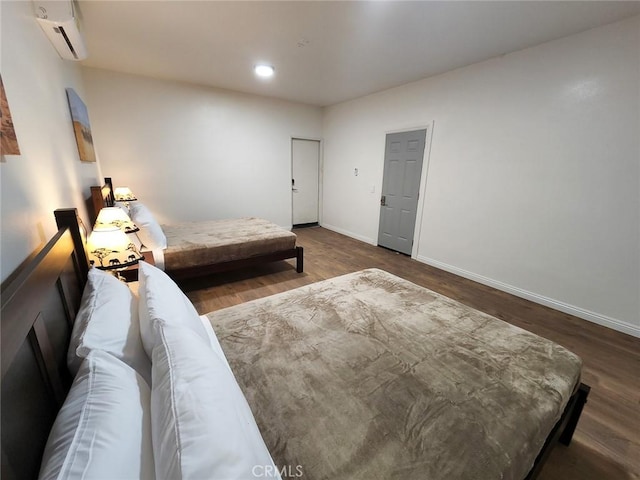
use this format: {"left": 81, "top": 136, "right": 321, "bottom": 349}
{"left": 66, "top": 88, "right": 96, "bottom": 162}
{"left": 1, "top": 74, "right": 21, "bottom": 156}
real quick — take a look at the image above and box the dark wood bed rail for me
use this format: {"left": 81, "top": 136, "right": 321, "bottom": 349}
{"left": 1, "top": 209, "right": 89, "bottom": 480}
{"left": 525, "top": 382, "right": 590, "bottom": 479}
{"left": 168, "top": 246, "right": 304, "bottom": 280}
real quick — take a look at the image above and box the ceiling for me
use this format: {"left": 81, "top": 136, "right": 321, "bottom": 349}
{"left": 77, "top": 1, "right": 640, "bottom": 107}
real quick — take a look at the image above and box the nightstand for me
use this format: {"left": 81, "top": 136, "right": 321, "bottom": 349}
{"left": 120, "top": 250, "right": 155, "bottom": 283}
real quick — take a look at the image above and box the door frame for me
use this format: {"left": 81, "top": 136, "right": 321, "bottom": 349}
{"left": 291, "top": 136, "right": 323, "bottom": 228}
{"left": 380, "top": 121, "right": 434, "bottom": 259}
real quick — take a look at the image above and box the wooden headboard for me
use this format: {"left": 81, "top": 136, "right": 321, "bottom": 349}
{"left": 89, "top": 176, "right": 115, "bottom": 224}
{"left": 1, "top": 209, "right": 89, "bottom": 480}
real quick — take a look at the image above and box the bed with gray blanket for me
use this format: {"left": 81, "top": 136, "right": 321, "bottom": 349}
{"left": 162, "top": 217, "right": 297, "bottom": 271}
{"left": 207, "top": 268, "right": 588, "bottom": 480}
{"left": 90, "top": 178, "right": 304, "bottom": 279}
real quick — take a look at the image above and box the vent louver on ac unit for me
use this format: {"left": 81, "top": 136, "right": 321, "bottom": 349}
{"left": 33, "top": 1, "right": 88, "bottom": 61}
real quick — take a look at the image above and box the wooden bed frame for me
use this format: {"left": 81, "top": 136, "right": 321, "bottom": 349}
{"left": 1, "top": 209, "right": 89, "bottom": 480}
{"left": 90, "top": 177, "right": 304, "bottom": 280}
{"left": 1, "top": 208, "right": 590, "bottom": 480}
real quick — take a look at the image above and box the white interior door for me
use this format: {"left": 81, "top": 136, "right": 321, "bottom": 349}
{"left": 292, "top": 139, "right": 320, "bottom": 226}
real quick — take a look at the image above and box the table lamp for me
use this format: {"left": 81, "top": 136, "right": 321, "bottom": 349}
{"left": 95, "top": 206, "right": 139, "bottom": 234}
{"left": 87, "top": 226, "right": 144, "bottom": 275}
{"left": 113, "top": 186, "right": 137, "bottom": 202}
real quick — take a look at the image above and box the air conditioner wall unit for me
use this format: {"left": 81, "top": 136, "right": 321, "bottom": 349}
{"left": 33, "top": 1, "right": 88, "bottom": 61}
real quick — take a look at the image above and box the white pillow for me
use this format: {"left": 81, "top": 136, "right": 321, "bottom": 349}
{"left": 128, "top": 202, "right": 167, "bottom": 250}
{"left": 138, "top": 261, "right": 210, "bottom": 357}
{"left": 67, "top": 267, "right": 151, "bottom": 384}
{"left": 39, "top": 351, "right": 154, "bottom": 480}
{"left": 151, "top": 322, "right": 280, "bottom": 480}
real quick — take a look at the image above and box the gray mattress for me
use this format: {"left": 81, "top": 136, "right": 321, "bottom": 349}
{"left": 206, "top": 268, "right": 582, "bottom": 480}
{"left": 162, "top": 217, "right": 296, "bottom": 270}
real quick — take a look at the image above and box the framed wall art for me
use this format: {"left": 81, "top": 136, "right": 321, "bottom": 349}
{"left": 66, "top": 88, "right": 96, "bottom": 162}
{"left": 1, "top": 74, "right": 21, "bottom": 157}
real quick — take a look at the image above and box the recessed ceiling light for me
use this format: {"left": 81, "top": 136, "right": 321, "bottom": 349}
{"left": 254, "top": 64, "right": 275, "bottom": 78}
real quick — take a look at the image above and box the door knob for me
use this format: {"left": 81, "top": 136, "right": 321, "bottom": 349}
{"left": 380, "top": 195, "right": 386, "bottom": 206}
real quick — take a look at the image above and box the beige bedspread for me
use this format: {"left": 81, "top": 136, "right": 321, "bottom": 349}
{"left": 206, "top": 269, "right": 582, "bottom": 480}
{"left": 162, "top": 217, "right": 296, "bottom": 270}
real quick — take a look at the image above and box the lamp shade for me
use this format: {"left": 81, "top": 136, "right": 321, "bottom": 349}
{"left": 87, "top": 226, "right": 144, "bottom": 270}
{"left": 113, "top": 186, "right": 137, "bottom": 202}
{"left": 95, "top": 206, "right": 139, "bottom": 233}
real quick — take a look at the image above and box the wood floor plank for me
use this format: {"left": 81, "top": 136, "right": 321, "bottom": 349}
{"left": 182, "top": 226, "right": 640, "bottom": 480}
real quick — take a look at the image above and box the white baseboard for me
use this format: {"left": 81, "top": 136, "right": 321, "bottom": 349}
{"left": 320, "top": 223, "right": 377, "bottom": 246}
{"left": 417, "top": 255, "right": 640, "bottom": 338}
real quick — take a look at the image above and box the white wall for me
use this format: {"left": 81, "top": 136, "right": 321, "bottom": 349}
{"left": 82, "top": 68, "right": 323, "bottom": 229}
{"left": 322, "top": 16, "right": 640, "bottom": 336}
{"left": 0, "top": 1, "right": 101, "bottom": 282}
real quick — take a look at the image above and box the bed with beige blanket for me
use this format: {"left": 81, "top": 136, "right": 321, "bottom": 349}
{"left": 2, "top": 209, "right": 588, "bottom": 478}
{"left": 90, "top": 178, "right": 304, "bottom": 280}
{"left": 207, "top": 268, "right": 588, "bottom": 480}
{"left": 162, "top": 217, "right": 297, "bottom": 272}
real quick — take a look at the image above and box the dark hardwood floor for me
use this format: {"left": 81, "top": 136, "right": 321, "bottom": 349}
{"left": 182, "top": 226, "right": 640, "bottom": 480}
